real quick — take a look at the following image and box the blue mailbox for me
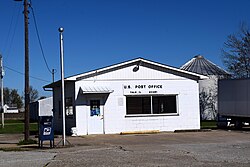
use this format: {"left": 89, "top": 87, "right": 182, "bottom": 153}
{"left": 39, "top": 116, "right": 54, "bottom": 148}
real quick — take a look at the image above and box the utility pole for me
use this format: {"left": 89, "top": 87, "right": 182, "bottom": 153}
{"left": 24, "top": 0, "right": 30, "bottom": 141}
{"left": 14, "top": 0, "right": 30, "bottom": 141}
{"left": 0, "top": 55, "right": 4, "bottom": 128}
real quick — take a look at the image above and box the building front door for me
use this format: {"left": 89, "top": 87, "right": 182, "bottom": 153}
{"left": 88, "top": 99, "right": 104, "bottom": 134}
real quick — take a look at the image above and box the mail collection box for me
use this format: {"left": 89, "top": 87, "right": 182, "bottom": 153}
{"left": 39, "top": 116, "right": 54, "bottom": 148}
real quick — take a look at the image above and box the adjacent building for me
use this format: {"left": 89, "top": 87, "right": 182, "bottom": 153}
{"left": 3, "top": 105, "right": 18, "bottom": 114}
{"left": 180, "top": 55, "right": 230, "bottom": 120}
{"left": 44, "top": 58, "right": 206, "bottom": 135}
{"left": 29, "top": 97, "right": 53, "bottom": 121}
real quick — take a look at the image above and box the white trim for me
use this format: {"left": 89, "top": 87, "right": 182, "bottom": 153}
{"left": 65, "top": 58, "right": 208, "bottom": 81}
{"left": 125, "top": 113, "right": 179, "bottom": 117}
{"left": 142, "top": 58, "right": 207, "bottom": 79}
{"left": 125, "top": 94, "right": 179, "bottom": 116}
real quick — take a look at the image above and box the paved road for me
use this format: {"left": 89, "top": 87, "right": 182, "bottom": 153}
{"left": 46, "top": 130, "right": 250, "bottom": 167}
{"left": 1, "top": 130, "right": 250, "bottom": 166}
{"left": 0, "top": 151, "right": 56, "bottom": 167}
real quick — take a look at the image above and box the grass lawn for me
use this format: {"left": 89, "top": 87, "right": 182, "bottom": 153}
{"left": 201, "top": 120, "right": 217, "bottom": 129}
{"left": 0, "top": 120, "right": 38, "bottom": 134}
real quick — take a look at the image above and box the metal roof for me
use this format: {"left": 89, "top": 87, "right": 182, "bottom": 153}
{"left": 80, "top": 86, "right": 114, "bottom": 94}
{"left": 180, "top": 55, "right": 230, "bottom": 76}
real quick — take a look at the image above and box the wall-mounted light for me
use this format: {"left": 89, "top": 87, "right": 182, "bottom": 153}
{"left": 133, "top": 61, "right": 142, "bottom": 72}
{"left": 133, "top": 65, "right": 139, "bottom": 72}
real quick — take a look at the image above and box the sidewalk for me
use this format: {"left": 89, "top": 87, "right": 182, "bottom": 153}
{"left": 0, "top": 133, "right": 96, "bottom": 150}
{"left": 0, "top": 134, "right": 23, "bottom": 149}
{"left": 0, "top": 134, "right": 55, "bottom": 150}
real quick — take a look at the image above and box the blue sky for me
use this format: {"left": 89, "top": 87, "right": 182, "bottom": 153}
{"left": 0, "top": 0, "right": 250, "bottom": 97}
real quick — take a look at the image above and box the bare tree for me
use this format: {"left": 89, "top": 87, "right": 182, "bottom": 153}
{"left": 21, "top": 86, "right": 39, "bottom": 103}
{"left": 222, "top": 23, "right": 250, "bottom": 78}
{"left": 29, "top": 86, "right": 39, "bottom": 103}
{"left": 3, "top": 87, "right": 23, "bottom": 108}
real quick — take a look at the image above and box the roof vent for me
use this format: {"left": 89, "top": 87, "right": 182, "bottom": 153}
{"left": 194, "top": 55, "right": 203, "bottom": 59}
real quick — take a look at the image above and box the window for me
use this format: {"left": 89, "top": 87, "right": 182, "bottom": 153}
{"left": 66, "top": 97, "right": 73, "bottom": 116}
{"left": 153, "top": 96, "right": 177, "bottom": 114}
{"left": 58, "top": 98, "right": 74, "bottom": 118}
{"left": 126, "top": 97, "right": 151, "bottom": 114}
{"left": 126, "top": 95, "right": 177, "bottom": 115}
{"left": 90, "top": 100, "right": 100, "bottom": 116}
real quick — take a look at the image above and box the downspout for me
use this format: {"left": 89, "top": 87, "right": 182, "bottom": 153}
{"left": 102, "top": 97, "right": 105, "bottom": 134}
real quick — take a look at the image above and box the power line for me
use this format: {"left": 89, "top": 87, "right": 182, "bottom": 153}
{"left": 2, "top": 4, "right": 15, "bottom": 54}
{"left": 3, "top": 3, "right": 22, "bottom": 61}
{"left": 29, "top": 1, "right": 54, "bottom": 75}
{"left": 4, "top": 65, "right": 50, "bottom": 83}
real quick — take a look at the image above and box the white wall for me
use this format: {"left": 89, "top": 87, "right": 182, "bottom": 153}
{"left": 39, "top": 97, "right": 53, "bottom": 116}
{"left": 73, "top": 65, "right": 200, "bottom": 135}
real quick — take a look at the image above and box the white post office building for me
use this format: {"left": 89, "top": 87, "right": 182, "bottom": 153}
{"left": 44, "top": 58, "right": 206, "bottom": 135}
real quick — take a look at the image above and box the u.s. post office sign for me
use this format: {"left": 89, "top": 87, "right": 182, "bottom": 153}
{"left": 123, "top": 84, "right": 164, "bottom": 95}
